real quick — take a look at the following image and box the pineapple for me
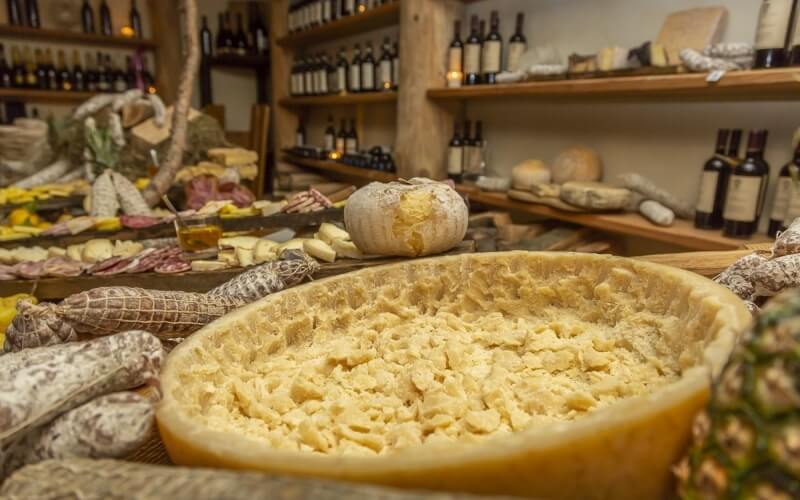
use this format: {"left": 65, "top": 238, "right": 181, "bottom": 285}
{"left": 677, "top": 288, "right": 800, "bottom": 499}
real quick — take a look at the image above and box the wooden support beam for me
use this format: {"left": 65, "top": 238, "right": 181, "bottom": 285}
{"left": 147, "top": 0, "right": 181, "bottom": 104}
{"left": 395, "top": 0, "right": 462, "bottom": 180}
{"left": 269, "top": 0, "right": 299, "bottom": 192}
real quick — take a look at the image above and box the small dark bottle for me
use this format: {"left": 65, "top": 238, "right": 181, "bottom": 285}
{"left": 295, "top": 121, "right": 305, "bottom": 147}
{"left": 10, "top": 47, "right": 25, "bottom": 88}
{"left": 694, "top": 129, "right": 732, "bottom": 229}
{"left": 234, "top": 13, "right": 248, "bottom": 56}
{"left": 342, "top": 0, "right": 353, "bottom": 17}
{"left": 349, "top": 44, "right": 362, "bottom": 93}
{"left": 24, "top": 0, "right": 39, "bottom": 28}
{"left": 448, "top": 20, "right": 463, "bottom": 76}
{"left": 324, "top": 115, "right": 336, "bottom": 151}
{"left": 507, "top": 13, "right": 527, "bottom": 72}
{"left": 6, "top": 0, "right": 22, "bottom": 25}
{"left": 447, "top": 120, "right": 464, "bottom": 183}
{"left": 56, "top": 50, "right": 72, "bottom": 91}
{"left": 251, "top": 4, "right": 268, "bottom": 55}
{"left": 44, "top": 49, "right": 57, "bottom": 90}
{"left": 84, "top": 52, "right": 97, "bottom": 91}
{"left": 111, "top": 55, "right": 127, "bottom": 92}
{"left": 223, "top": 12, "right": 235, "bottom": 54}
{"left": 464, "top": 16, "right": 481, "bottom": 85}
{"left": 96, "top": 52, "right": 110, "bottom": 92}
{"left": 100, "top": 0, "right": 113, "bottom": 36}
{"left": 130, "top": 0, "right": 143, "bottom": 38}
{"left": 482, "top": 11, "right": 501, "bottom": 84}
{"left": 336, "top": 118, "right": 347, "bottom": 154}
{"left": 346, "top": 118, "right": 358, "bottom": 154}
{"left": 723, "top": 130, "right": 771, "bottom": 238}
{"left": 360, "top": 41, "right": 375, "bottom": 92}
{"left": 33, "top": 49, "right": 47, "bottom": 89}
{"left": 125, "top": 56, "right": 135, "bottom": 88}
{"left": 769, "top": 140, "right": 800, "bottom": 235}
{"left": 71, "top": 50, "right": 85, "bottom": 91}
{"left": 81, "top": 0, "right": 95, "bottom": 33}
{"left": 378, "top": 37, "right": 392, "bottom": 90}
{"left": 0, "top": 44, "right": 12, "bottom": 88}
{"left": 200, "top": 15, "right": 213, "bottom": 58}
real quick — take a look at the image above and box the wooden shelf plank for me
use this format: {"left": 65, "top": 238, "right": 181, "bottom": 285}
{"left": 284, "top": 154, "right": 396, "bottom": 183}
{"left": 0, "top": 88, "right": 96, "bottom": 103}
{"left": 457, "top": 186, "right": 770, "bottom": 251}
{"left": 208, "top": 54, "right": 270, "bottom": 68}
{"left": 276, "top": 2, "right": 400, "bottom": 48}
{"left": 428, "top": 68, "right": 800, "bottom": 101}
{"left": 280, "top": 91, "right": 397, "bottom": 107}
{"left": 0, "top": 24, "right": 157, "bottom": 49}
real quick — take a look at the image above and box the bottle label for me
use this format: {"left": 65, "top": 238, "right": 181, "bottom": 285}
{"left": 349, "top": 64, "right": 360, "bottom": 91}
{"left": 756, "top": 0, "right": 794, "bottom": 49}
{"left": 464, "top": 145, "right": 483, "bottom": 175}
{"left": 771, "top": 176, "right": 792, "bottom": 220}
{"left": 335, "top": 137, "right": 345, "bottom": 153}
{"left": 723, "top": 175, "right": 763, "bottom": 222}
{"left": 296, "top": 132, "right": 304, "bottom": 147}
{"left": 362, "top": 62, "right": 374, "bottom": 89}
{"left": 464, "top": 44, "right": 480, "bottom": 74}
{"left": 448, "top": 47, "right": 463, "bottom": 73}
{"left": 325, "top": 134, "right": 335, "bottom": 151}
{"left": 346, "top": 138, "right": 357, "bottom": 153}
{"left": 379, "top": 60, "right": 392, "bottom": 87}
{"left": 345, "top": 0, "right": 354, "bottom": 13}
{"left": 696, "top": 171, "right": 719, "bottom": 214}
{"left": 507, "top": 42, "right": 527, "bottom": 72}
{"left": 318, "top": 70, "right": 328, "bottom": 93}
{"left": 482, "top": 40, "right": 502, "bottom": 73}
{"left": 783, "top": 183, "right": 800, "bottom": 225}
{"left": 447, "top": 146, "right": 463, "bottom": 175}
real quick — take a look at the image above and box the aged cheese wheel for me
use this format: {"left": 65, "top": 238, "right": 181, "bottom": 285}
{"left": 551, "top": 147, "right": 603, "bottom": 185}
{"left": 344, "top": 179, "right": 468, "bottom": 257}
{"left": 511, "top": 160, "right": 551, "bottom": 190}
{"left": 559, "top": 182, "right": 632, "bottom": 210}
{"left": 157, "top": 252, "right": 748, "bottom": 500}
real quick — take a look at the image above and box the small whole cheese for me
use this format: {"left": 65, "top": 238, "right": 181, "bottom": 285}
{"left": 511, "top": 160, "right": 551, "bottom": 190}
{"left": 552, "top": 147, "right": 603, "bottom": 185}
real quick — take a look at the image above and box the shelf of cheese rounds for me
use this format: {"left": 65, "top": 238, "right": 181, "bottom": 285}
{"left": 461, "top": 148, "right": 770, "bottom": 251}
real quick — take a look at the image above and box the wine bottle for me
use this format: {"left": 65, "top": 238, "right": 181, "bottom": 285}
{"left": 694, "top": 129, "right": 732, "bottom": 229}
{"left": 466, "top": 120, "right": 485, "bottom": 181}
{"left": 96, "top": 52, "right": 110, "bottom": 92}
{"left": 251, "top": 5, "right": 269, "bottom": 55}
{"left": 140, "top": 55, "right": 155, "bottom": 93}
{"left": 482, "top": 11, "right": 502, "bottom": 84}
{"left": 100, "top": 0, "right": 113, "bottom": 36}
{"left": 723, "top": 130, "right": 771, "bottom": 238}
{"left": 200, "top": 16, "right": 213, "bottom": 58}
{"left": 33, "top": 48, "right": 46, "bottom": 89}
{"left": 83, "top": 52, "right": 95, "bottom": 91}
{"left": 789, "top": 1, "right": 800, "bottom": 65}
{"left": 335, "top": 47, "right": 348, "bottom": 94}
{"left": 324, "top": 115, "right": 336, "bottom": 151}
{"left": 296, "top": 121, "right": 306, "bottom": 147}
{"left": 23, "top": 48, "right": 37, "bottom": 88}
{"left": 130, "top": 0, "right": 142, "bottom": 37}
{"left": 81, "top": 0, "right": 95, "bottom": 33}
{"left": 305, "top": 56, "right": 316, "bottom": 95}
{"left": 361, "top": 41, "right": 375, "bottom": 92}
{"left": 769, "top": 147, "right": 797, "bottom": 236}
{"left": 287, "top": 0, "right": 296, "bottom": 33}
{"left": 24, "top": 0, "right": 39, "bottom": 28}
{"left": 111, "top": 55, "right": 127, "bottom": 92}
{"left": 44, "top": 48, "right": 57, "bottom": 90}
{"left": 346, "top": 119, "right": 358, "bottom": 153}
{"left": 391, "top": 41, "right": 399, "bottom": 90}
{"left": 223, "top": 12, "right": 235, "bottom": 54}
{"left": 318, "top": 54, "right": 330, "bottom": 95}
{"left": 461, "top": 119, "right": 473, "bottom": 177}
{"left": 235, "top": 13, "right": 248, "bottom": 56}
{"left": 781, "top": 140, "right": 800, "bottom": 227}
{"left": 464, "top": 16, "right": 481, "bottom": 85}
{"left": 0, "top": 45, "right": 12, "bottom": 88}
{"left": 216, "top": 13, "right": 226, "bottom": 54}
{"left": 349, "top": 44, "right": 362, "bottom": 93}
{"left": 11, "top": 47, "right": 25, "bottom": 88}
{"left": 728, "top": 129, "right": 743, "bottom": 159}
{"left": 321, "top": 0, "right": 332, "bottom": 24}
{"left": 447, "top": 121, "right": 464, "bottom": 183}
{"left": 71, "top": 50, "right": 85, "bottom": 92}
{"left": 754, "top": 0, "right": 796, "bottom": 68}
{"left": 336, "top": 118, "right": 347, "bottom": 154}
{"left": 7, "top": 0, "right": 22, "bottom": 25}
{"left": 378, "top": 37, "right": 392, "bottom": 90}
{"left": 342, "top": 0, "right": 353, "bottom": 17}
{"left": 508, "top": 13, "right": 527, "bottom": 72}
{"left": 57, "top": 50, "right": 72, "bottom": 91}
{"left": 448, "top": 20, "right": 463, "bottom": 78}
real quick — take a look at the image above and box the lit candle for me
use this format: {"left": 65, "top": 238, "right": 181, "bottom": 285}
{"left": 447, "top": 71, "right": 463, "bottom": 88}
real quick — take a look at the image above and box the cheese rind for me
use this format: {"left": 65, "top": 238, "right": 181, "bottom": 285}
{"left": 560, "top": 182, "right": 632, "bottom": 210}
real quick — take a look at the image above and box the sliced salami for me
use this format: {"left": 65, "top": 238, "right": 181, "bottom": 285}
{"left": 120, "top": 215, "right": 163, "bottom": 229}
{"left": 88, "top": 257, "right": 125, "bottom": 275}
{"left": 42, "top": 257, "right": 84, "bottom": 278}
{"left": 13, "top": 262, "right": 46, "bottom": 280}
{"left": 93, "top": 257, "right": 136, "bottom": 276}
{"left": 154, "top": 257, "right": 191, "bottom": 274}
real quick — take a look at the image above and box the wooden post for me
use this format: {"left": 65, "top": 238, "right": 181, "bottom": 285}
{"left": 270, "top": 0, "right": 299, "bottom": 191}
{"left": 148, "top": 0, "right": 181, "bottom": 104}
{"left": 395, "top": 0, "right": 461, "bottom": 180}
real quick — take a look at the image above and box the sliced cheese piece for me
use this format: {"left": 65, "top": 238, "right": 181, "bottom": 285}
{"left": 597, "top": 47, "right": 629, "bottom": 71}
{"left": 66, "top": 244, "right": 84, "bottom": 262}
{"left": 331, "top": 238, "right": 369, "bottom": 260}
{"left": 219, "top": 236, "right": 260, "bottom": 251}
{"left": 235, "top": 247, "right": 255, "bottom": 267}
{"left": 650, "top": 43, "right": 668, "bottom": 67}
{"left": 304, "top": 239, "right": 336, "bottom": 263}
{"left": 218, "top": 249, "right": 239, "bottom": 267}
{"left": 113, "top": 240, "right": 144, "bottom": 259}
{"left": 254, "top": 240, "right": 279, "bottom": 264}
{"left": 81, "top": 239, "right": 113, "bottom": 263}
{"left": 278, "top": 238, "right": 308, "bottom": 253}
{"left": 13, "top": 246, "right": 48, "bottom": 263}
{"left": 0, "top": 248, "right": 14, "bottom": 264}
{"left": 191, "top": 260, "right": 230, "bottom": 272}
{"left": 317, "top": 223, "right": 351, "bottom": 244}
{"left": 559, "top": 182, "right": 632, "bottom": 211}
{"left": 48, "top": 247, "right": 67, "bottom": 258}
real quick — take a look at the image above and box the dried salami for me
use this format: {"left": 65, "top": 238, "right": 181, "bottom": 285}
{"left": 3, "top": 301, "right": 78, "bottom": 353}
{"left": 120, "top": 214, "right": 162, "bottom": 229}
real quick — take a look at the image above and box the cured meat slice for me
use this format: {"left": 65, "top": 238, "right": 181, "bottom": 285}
{"left": 14, "top": 261, "right": 46, "bottom": 280}
{"left": 154, "top": 257, "right": 191, "bottom": 274}
{"left": 42, "top": 257, "right": 84, "bottom": 278}
{"left": 88, "top": 256, "right": 125, "bottom": 275}
{"left": 120, "top": 215, "right": 163, "bottom": 229}
{"left": 93, "top": 256, "right": 136, "bottom": 276}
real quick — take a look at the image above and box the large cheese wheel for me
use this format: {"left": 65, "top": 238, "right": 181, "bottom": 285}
{"left": 343, "top": 178, "right": 468, "bottom": 257}
{"left": 511, "top": 160, "right": 551, "bottom": 190}
{"left": 551, "top": 146, "right": 603, "bottom": 185}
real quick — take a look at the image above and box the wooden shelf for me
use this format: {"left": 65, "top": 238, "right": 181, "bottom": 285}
{"left": 280, "top": 91, "right": 397, "bottom": 107}
{"left": 208, "top": 54, "right": 270, "bottom": 68}
{"left": 457, "top": 186, "right": 771, "bottom": 251}
{"left": 428, "top": 68, "right": 800, "bottom": 101}
{"left": 284, "top": 155, "right": 396, "bottom": 183}
{"left": 276, "top": 2, "right": 400, "bottom": 48}
{"left": 0, "top": 88, "right": 96, "bottom": 103}
{"left": 0, "top": 24, "right": 157, "bottom": 49}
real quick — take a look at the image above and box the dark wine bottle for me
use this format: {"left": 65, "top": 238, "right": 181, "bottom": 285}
{"left": 11, "top": 46, "right": 25, "bottom": 88}
{"left": 99, "top": 0, "right": 113, "bottom": 36}
{"left": 465, "top": 120, "right": 484, "bottom": 181}
{"left": 96, "top": 52, "right": 110, "bottom": 92}
{"left": 318, "top": 53, "right": 331, "bottom": 94}
{"left": 141, "top": 55, "right": 155, "bottom": 92}
{"left": 335, "top": 47, "right": 348, "bottom": 94}
{"left": 251, "top": 5, "right": 268, "bottom": 55}
{"left": 111, "top": 55, "right": 127, "bottom": 92}
{"left": 361, "top": 41, "right": 375, "bottom": 92}
{"left": 790, "top": 1, "right": 800, "bottom": 65}
{"left": 447, "top": 120, "right": 464, "bottom": 183}
{"left": 378, "top": 37, "right": 392, "bottom": 90}
{"left": 448, "top": 20, "right": 463, "bottom": 78}
{"left": 72, "top": 50, "right": 85, "bottom": 91}
{"left": 235, "top": 13, "right": 248, "bottom": 56}
{"left": 324, "top": 115, "right": 336, "bottom": 151}
{"left": 6, "top": 0, "right": 22, "bottom": 25}
{"left": 0, "top": 44, "right": 12, "bottom": 88}
{"left": 44, "top": 48, "right": 57, "bottom": 90}
{"left": 482, "top": 11, "right": 502, "bottom": 84}
{"left": 754, "top": 0, "right": 796, "bottom": 68}
{"left": 24, "top": 0, "right": 39, "bottom": 28}
{"left": 223, "top": 12, "right": 235, "bottom": 54}
{"left": 216, "top": 13, "right": 226, "bottom": 54}
{"left": 81, "top": 0, "right": 95, "bottom": 33}
{"left": 295, "top": 121, "right": 306, "bottom": 147}
{"left": 23, "top": 48, "right": 37, "bottom": 88}
{"left": 57, "top": 50, "right": 72, "bottom": 91}
{"left": 694, "top": 129, "right": 732, "bottom": 229}
{"left": 346, "top": 118, "right": 358, "bottom": 154}
{"left": 200, "top": 16, "right": 213, "bottom": 58}
{"left": 336, "top": 118, "right": 347, "bottom": 154}
{"left": 349, "top": 44, "right": 361, "bottom": 93}
{"left": 508, "top": 13, "right": 527, "bottom": 72}
{"left": 342, "top": 0, "right": 353, "bottom": 17}
{"left": 84, "top": 52, "right": 97, "bottom": 91}
{"left": 33, "top": 48, "right": 46, "bottom": 89}
{"left": 723, "top": 130, "right": 771, "bottom": 238}
{"left": 464, "top": 16, "right": 481, "bottom": 85}
{"left": 130, "top": 0, "right": 142, "bottom": 38}
{"left": 770, "top": 140, "right": 800, "bottom": 234}
{"left": 727, "top": 129, "right": 743, "bottom": 159}
{"left": 125, "top": 56, "right": 135, "bottom": 88}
